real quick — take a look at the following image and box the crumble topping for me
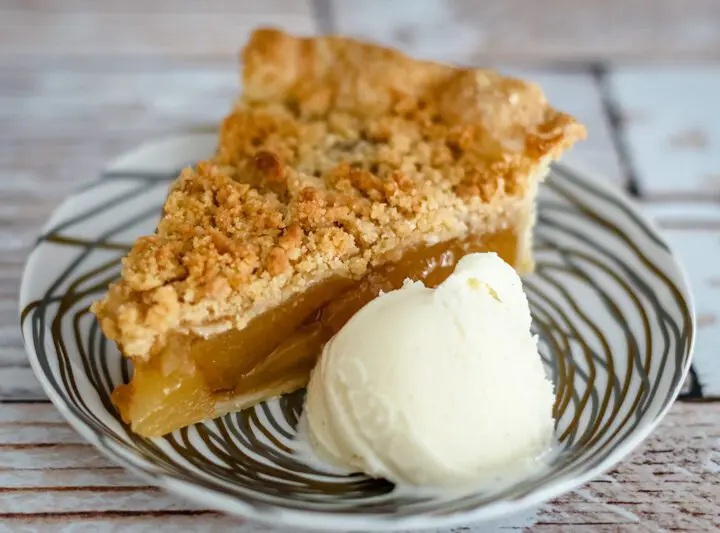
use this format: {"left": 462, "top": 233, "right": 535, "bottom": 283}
{"left": 92, "top": 28, "right": 585, "bottom": 360}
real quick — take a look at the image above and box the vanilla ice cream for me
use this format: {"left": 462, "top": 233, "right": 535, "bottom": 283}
{"left": 305, "top": 252, "right": 555, "bottom": 486}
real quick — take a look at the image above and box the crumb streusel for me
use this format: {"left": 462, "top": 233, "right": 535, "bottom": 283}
{"left": 92, "top": 28, "right": 585, "bottom": 360}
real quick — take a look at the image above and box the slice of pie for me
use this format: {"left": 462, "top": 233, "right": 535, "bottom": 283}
{"left": 92, "top": 28, "right": 585, "bottom": 437}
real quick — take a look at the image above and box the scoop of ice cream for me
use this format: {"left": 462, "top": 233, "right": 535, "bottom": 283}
{"left": 305, "top": 252, "right": 554, "bottom": 486}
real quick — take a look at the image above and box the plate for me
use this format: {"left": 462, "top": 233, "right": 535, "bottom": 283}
{"left": 20, "top": 134, "right": 694, "bottom": 531}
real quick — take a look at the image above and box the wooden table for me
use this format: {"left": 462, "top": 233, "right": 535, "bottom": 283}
{"left": 1, "top": 1, "right": 719, "bottom": 531}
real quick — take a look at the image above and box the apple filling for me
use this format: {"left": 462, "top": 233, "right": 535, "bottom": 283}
{"left": 113, "top": 229, "right": 518, "bottom": 436}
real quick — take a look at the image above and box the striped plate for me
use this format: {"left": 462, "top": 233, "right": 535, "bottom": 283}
{"left": 20, "top": 134, "right": 695, "bottom": 531}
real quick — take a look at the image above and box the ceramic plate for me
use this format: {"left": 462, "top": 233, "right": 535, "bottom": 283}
{"left": 20, "top": 134, "right": 695, "bottom": 531}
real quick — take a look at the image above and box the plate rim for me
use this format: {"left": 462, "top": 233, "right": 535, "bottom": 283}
{"left": 19, "top": 133, "right": 696, "bottom": 531}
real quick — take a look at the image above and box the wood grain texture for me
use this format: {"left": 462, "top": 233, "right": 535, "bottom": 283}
{"left": 332, "top": 0, "right": 720, "bottom": 63}
{"left": 610, "top": 68, "right": 720, "bottom": 197}
{"left": 0, "top": 404, "right": 717, "bottom": 530}
{"left": 0, "top": 0, "right": 315, "bottom": 60}
{"left": 5, "top": 0, "right": 720, "bottom": 64}
{"left": 537, "top": 403, "right": 720, "bottom": 531}
{"left": 645, "top": 202, "right": 720, "bottom": 397}
{"left": 0, "top": 368, "right": 46, "bottom": 400}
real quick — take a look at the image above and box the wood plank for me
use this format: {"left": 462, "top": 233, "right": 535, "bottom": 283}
{"left": 0, "top": 510, "right": 542, "bottom": 532}
{"left": 0, "top": 137, "right": 154, "bottom": 199}
{"left": 609, "top": 67, "right": 720, "bottom": 197}
{"left": 0, "top": 513, "right": 247, "bottom": 533}
{"left": 0, "top": 444, "right": 114, "bottom": 470}
{"left": 1, "top": 246, "right": 29, "bottom": 370}
{"left": 0, "top": 468, "right": 146, "bottom": 490}
{"left": 0, "top": 0, "right": 314, "bottom": 59}
{"left": 541, "top": 402, "right": 720, "bottom": 531}
{"left": 0, "top": 65, "right": 237, "bottom": 271}
{"left": 0, "top": 425, "right": 86, "bottom": 445}
{"left": 649, "top": 201, "right": 720, "bottom": 226}
{"left": 332, "top": 0, "right": 720, "bottom": 63}
{"left": 0, "top": 64, "right": 236, "bottom": 142}
{"left": 0, "top": 367, "right": 46, "bottom": 400}
{"left": 0, "top": 404, "right": 714, "bottom": 529}
{"left": 643, "top": 202, "right": 720, "bottom": 397}
{"left": 0, "top": 404, "right": 64, "bottom": 425}
{"left": 0, "top": 64, "right": 236, "bottom": 202}
{"left": 0, "top": 487, "right": 190, "bottom": 514}
{"left": 0, "top": 346, "right": 26, "bottom": 368}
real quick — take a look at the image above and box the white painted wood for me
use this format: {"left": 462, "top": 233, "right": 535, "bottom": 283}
{"left": 0, "top": 516, "right": 270, "bottom": 533}
{"left": 0, "top": 348, "right": 28, "bottom": 368}
{"left": 0, "top": 367, "right": 47, "bottom": 400}
{"left": 0, "top": 444, "right": 114, "bottom": 470}
{"left": 0, "top": 404, "right": 715, "bottom": 530}
{"left": 537, "top": 402, "right": 720, "bottom": 530}
{"left": 610, "top": 67, "right": 720, "bottom": 197}
{"left": 332, "top": 0, "right": 720, "bottom": 62}
{"left": 0, "top": 487, "right": 193, "bottom": 514}
{"left": 0, "top": 425, "right": 86, "bottom": 445}
{"left": 0, "top": 0, "right": 315, "bottom": 59}
{"left": 0, "top": 404, "right": 64, "bottom": 424}
{"left": 0, "top": 66, "right": 237, "bottom": 143}
{"left": 644, "top": 201, "right": 720, "bottom": 396}
{"left": 0, "top": 517, "right": 248, "bottom": 533}
{"left": 0, "top": 518, "right": 547, "bottom": 533}
{"left": 0, "top": 468, "right": 143, "bottom": 489}
{"left": 648, "top": 201, "right": 720, "bottom": 222}
{"left": 333, "top": 0, "right": 481, "bottom": 64}
{"left": 0, "top": 66, "right": 237, "bottom": 201}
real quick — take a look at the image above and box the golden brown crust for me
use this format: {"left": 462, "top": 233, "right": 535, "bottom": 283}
{"left": 241, "top": 28, "right": 584, "bottom": 158}
{"left": 92, "top": 28, "right": 585, "bottom": 360}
